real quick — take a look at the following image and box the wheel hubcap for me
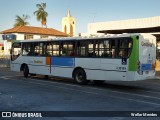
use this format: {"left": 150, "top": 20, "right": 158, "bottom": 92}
{"left": 76, "top": 73, "right": 83, "bottom": 82}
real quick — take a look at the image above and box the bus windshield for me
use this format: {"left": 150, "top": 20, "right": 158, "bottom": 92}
{"left": 11, "top": 42, "right": 21, "bottom": 61}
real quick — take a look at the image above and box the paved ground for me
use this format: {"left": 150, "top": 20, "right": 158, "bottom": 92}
{"left": 0, "top": 67, "right": 160, "bottom": 120}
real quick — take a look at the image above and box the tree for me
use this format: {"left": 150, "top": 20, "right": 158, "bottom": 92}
{"left": 34, "top": 3, "right": 48, "bottom": 27}
{"left": 14, "top": 14, "right": 30, "bottom": 27}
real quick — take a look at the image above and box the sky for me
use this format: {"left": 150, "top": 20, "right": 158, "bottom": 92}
{"left": 0, "top": 0, "right": 160, "bottom": 36}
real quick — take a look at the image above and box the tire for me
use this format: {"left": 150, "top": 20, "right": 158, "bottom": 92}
{"left": 23, "top": 65, "right": 29, "bottom": 78}
{"left": 73, "top": 69, "right": 89, "bottom": 85}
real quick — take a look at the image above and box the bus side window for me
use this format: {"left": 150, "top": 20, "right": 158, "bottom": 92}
{"left": 45, "top": 42, "right": 52, "bottom": 56}
{"left": 77, "top": 41, "right": 87, "bottom": 57}
{"left": 99, "top": 40, "right": 111, "bottom": 58}
{"left": 60, "top": 41, "right": 75, "bottom": 57}
{"left": 112, "top": 49, "right": 115, "bottom": 58}
{"left": 88, "top": 41, "right": 94, "bottom": 57}
{"left": 69, "top": 51, "right": 74, "bottom": 56}
{"left": 53, "top": 42, "right": 60, "bottom": 56}
{"left": 62, "top": 49, "right": 67, "bottom": 56}
{"left": 117, "top": 38, "right": 132, "bottom": 58}
{"left": 22, "top": 43, "right": 32, "bottom": 56}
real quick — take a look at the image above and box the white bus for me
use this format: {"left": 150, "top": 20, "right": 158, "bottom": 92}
{"left": 10, "top": 33, "right": 156, "bottom": 84}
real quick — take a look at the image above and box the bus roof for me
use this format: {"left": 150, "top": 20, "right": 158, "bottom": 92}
{"left": 18, "top": 33, "right": 153, "bottom": 43}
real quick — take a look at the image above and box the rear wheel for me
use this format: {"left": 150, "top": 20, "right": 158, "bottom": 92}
{"left": 23, "top": 65, "right": 29, "bottom": 78}
{"left": 73, "top": 69, "right": 89, "bottom": 85}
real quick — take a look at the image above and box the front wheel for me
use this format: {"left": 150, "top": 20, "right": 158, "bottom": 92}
{"left": 73, "top": 69, "right": 89, "bottom": 85}
{"left": 23, "top": 65, "right": 29, "bottom": 78}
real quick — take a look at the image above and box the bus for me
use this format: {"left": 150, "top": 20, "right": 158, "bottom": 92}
{"left": 10, "top": 33, "right": 156, "bottom": 84}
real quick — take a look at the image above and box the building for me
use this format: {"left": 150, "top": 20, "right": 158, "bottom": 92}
{"left": 62, "top": 10, "right": 76, "bottom": 37}
{"left": 0, "top": 26, "right": 68, "bottom": 55}
{"left": 88, "top": 16, "right": 160, "bottom": 40}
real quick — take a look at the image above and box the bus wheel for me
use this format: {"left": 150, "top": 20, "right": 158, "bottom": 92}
{"left": 23, "top": 65, "right": 29, "bottom": 78}
{"left": 73, "top": 69, "right": 89, "bottom": 85}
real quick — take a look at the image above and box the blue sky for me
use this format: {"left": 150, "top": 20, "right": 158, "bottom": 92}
{"left": 0, "top": 0, "right": 160, "bottom": 35}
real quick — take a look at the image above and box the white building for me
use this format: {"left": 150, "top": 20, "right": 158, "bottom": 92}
{"left": 62, "top": 10, "right": 76, "bottom": 37}
{"left": 0, "top": 26, "right": 68, "bottom": 55}
{"left": 88, "top": 16, "right": 160, "bottom": 38}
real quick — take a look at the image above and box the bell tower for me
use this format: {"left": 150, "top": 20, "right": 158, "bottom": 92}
{"left": 62, "top": 10, "right": 75, "bottom": 37}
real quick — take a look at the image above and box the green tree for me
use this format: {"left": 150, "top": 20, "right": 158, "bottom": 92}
{"left": 14, "top": 14, "right": 30, "bottom": 27}
{"left": 34, "top": 3, "right": 48, "bottom": 27}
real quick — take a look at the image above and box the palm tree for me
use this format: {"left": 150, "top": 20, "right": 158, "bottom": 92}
{"left": 14, "top": 14, "right": 30, "bottom": 27}
{"left": 34, "top": 3, "right": 48, "bottom": 27}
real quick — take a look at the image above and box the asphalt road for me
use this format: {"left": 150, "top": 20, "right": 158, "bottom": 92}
{"left": 0, "top": 67, "right": 160, "bottom": 120}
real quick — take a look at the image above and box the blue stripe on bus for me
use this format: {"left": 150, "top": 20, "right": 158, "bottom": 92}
{"left": 51, "top": 57, "right": 75, "bottom": 67}
{"left": 141, "top": 64, "right": 152, "bottom": 71}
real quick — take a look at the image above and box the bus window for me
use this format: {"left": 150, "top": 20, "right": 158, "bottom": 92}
{"left": 33, "top": 42, "right": 45, "bottom": 56}
{"left": 33, "top": 43, "right": 40, "bottom": 56}
{"left": 68, "top": 42, "right": 75, "bottom": 56}
{"left": 98, "top": 40, "right": 111, "bottom": 58}
{"left": 22, "top": 43, "right": 33, "bottom": 56}
{"left": 46, "top": 42, "right": 52, "bottom": 56}
{"left": 60, "top": 41, "right": 75, "bottom": 57}
{"left": 117, "top": 38, "right": 132, "bottom": 58}
{"left": 11, "top": 42, "right": 21, "bottom": 61}
{"left": 53, "top": 42, "right": 60, "bottom": 56}
{"left": 77, "top": 41, "right": 87, "bottom": 57}
{"left": 88, "top": 41, "right": 95, "bottom": 57}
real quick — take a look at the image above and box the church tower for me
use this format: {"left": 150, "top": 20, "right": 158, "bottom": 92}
{"left": 62, "top": 10, "right": 75, "bottom": 37}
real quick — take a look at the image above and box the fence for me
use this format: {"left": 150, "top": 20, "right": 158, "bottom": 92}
{"left": 0, "top": 55, "right": 10, "bottom": 67}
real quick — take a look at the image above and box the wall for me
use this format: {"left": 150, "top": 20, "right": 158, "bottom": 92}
{"left": 14, "top": 33, "right": 24, "bottom": 40}
{"left": 88, "top": 16, "right": 160, "bottom": 35}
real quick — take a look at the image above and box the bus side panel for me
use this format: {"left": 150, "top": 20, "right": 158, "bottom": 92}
{"left": 101, "top": 59, "right": 127, "bottom": 81}
{"left": 11, "top": 61, "right": 21, "bottom": 72}
{"left": 50, "top": 57, "right": 75, "bottom": 78}
{"left": 75, "top": 58, "right": 127, "bottom": 81}
{"left": 24, "top": 57, "right": 48, "bottom": 75}
{"left": 24, "top": 56, "right": 75, "bottom": 78}
{"left": 75, "top": 58, "right": 103, "bottom": 80}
